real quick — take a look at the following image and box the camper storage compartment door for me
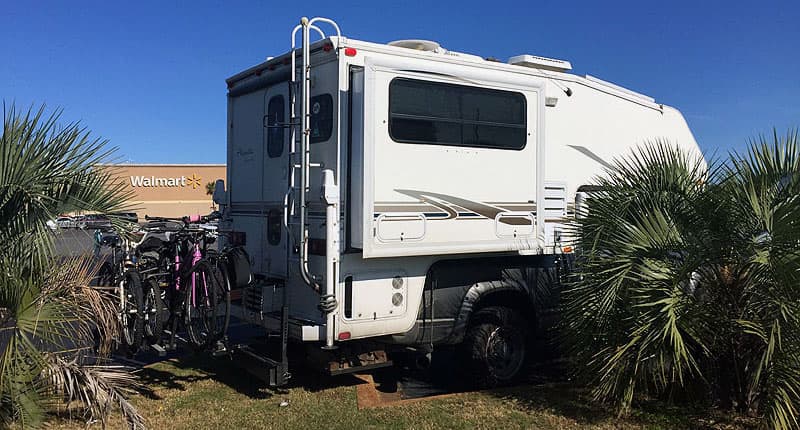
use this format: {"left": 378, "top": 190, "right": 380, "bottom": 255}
{"left": 361, "top": 56, "right": 546, "bottom": 258}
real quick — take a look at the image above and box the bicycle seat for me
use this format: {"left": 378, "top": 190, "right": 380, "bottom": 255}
{"left": 101, "top": 234, "right": 120, "bottom": 246}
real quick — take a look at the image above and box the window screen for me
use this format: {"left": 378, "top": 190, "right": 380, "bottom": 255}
{"left": 389, "top": 78, "right": 527, "bottom": 150}
{"left": 266, "top": 95, "right": 285, "bottom": 158}
{"left": 310, "top": 94, "right": 333, "bottom": 143}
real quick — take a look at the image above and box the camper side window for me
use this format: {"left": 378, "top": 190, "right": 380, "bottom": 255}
{"left": 389, "top": 78, "right": 527, "bottom": 150}
{"left": 310, "top": 94, "right": 333, "bottom": 143}
{"left": 267, "top": 95, "right": 285, "bottom": 158}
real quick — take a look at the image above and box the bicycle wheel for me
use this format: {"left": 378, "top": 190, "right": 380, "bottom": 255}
{"left": 184, "top": 260, "right": 229, "bottom": 348}
{"left": 142, "top": 276, "right": 165, "bottom": 346}
{"left": 120, "top": 270, "right": 144, "bottom": 354}
{"left": 212, "top": 257, "right": 231, "bottom": 340}
{"left": 95, "top": 260, "right": 115, "bottom": 287}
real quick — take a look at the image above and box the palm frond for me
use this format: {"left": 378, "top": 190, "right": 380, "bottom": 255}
{"left": 0, "top": 102, "right": 140, "bottom": 427}
{"left": 44, "top": 356, "right": 145, "bottom": 429}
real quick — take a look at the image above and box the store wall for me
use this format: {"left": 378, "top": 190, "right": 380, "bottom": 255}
{"left": 106, "top": 164, "right": 226, "bottom": 219}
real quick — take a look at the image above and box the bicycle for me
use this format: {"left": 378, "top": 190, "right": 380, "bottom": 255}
{"left": 95, "top": 231, "right": 144, "bottom": 355}
{"left": 143, "top": 213, "right": 230, "bottom": 350}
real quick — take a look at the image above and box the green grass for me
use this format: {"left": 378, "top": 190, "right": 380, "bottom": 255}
{"left": 46, "top": 355, "right": 754, "bottom": 430}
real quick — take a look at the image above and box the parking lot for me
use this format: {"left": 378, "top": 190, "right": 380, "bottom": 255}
{"left": 53, "top": 228, "right": 104, "bottom": 256}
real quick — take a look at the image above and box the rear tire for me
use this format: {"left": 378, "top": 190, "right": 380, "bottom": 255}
{"left": 461, "top": 306, "right": 529, "bottom": 388}
{"left": 184, "top": 260, "right": 230, "bottom": 349}
{"left": 142, "top": 277, "right": 165, "bottom": 346}
{"left": 121, "top": 270, "right": 144, "bottom": 355}
{"left": 95, "top": 261, "right": 115, "bottom": 287}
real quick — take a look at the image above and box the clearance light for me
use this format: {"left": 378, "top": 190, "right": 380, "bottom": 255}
{"left": 323, "top": 43, "right": 333, "bottom": 52}
{"left": 562, "top": 246, "right": 573, "bottom": 253}
{"left": 338, "top": 331, "right": 351, "bottom": 340}
{"left": 344, "top": 47, "right": 357, "bottom": 57}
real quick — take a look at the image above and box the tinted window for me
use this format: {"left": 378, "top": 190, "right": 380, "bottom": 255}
{"left": 267, "top": 95, "right": 285, "bottom": 158}
{"left": 267, "top": 209, "right": 281, "bottom": 245}
{"left": 389, "top": 78, "right": 527, "bottom": 150}
{"left": 310, "top": 94, "right": 333, "bottom": 143}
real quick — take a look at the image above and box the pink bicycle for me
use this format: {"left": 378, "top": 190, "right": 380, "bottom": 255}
{"left": 143, "top": 213, "right": 230, "bottom": 350}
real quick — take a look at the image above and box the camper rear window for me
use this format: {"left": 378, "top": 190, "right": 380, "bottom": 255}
{"left": 389, "top": 78, "right": 527, "bottom": 150}
{"left": 266, "top": 95, "right": 285, "bottom": 158}
{"left": 310, "top": 94, "right": 333, "bottom": 143}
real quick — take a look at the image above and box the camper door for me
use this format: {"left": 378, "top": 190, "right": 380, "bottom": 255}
{"left": 359, "top": 56, "right": 546, "bottom": 258}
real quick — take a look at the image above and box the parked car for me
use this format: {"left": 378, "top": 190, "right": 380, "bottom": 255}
{"left": 46, "top": 219, "right": 58, "bottom": 231}
{"left": 56, "top": 216, "right": 76, "bottom": 229}
{"left": 77, "top": 214, "right": 112, "bottom": 230}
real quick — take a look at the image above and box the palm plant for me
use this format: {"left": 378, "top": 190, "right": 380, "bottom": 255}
{"left": 562, "top": 131, "right": 800, "bottom": 429}
{"left": 0, "top": 103, "right": 143, "bottom": 427}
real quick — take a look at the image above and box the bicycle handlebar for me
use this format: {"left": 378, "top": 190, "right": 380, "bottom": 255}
{"left": 145, "top": 211, "right": 221, "bottom": 225}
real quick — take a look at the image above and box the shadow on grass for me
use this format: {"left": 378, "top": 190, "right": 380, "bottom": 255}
{"left": 134, "top": 348, "right": 366, "bottom": 402}
{"left": 136, "top": 353, "right": 274, "bottom": 400}
{"left": 483, "top": 360, "right": 754, "bottom": 429}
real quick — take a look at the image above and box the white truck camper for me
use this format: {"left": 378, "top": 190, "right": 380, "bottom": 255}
{"left": 218, "top": 17, "right": 700, "bottom": 386}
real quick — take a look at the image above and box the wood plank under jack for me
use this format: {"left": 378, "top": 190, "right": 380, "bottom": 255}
{"left": 354, "top": 374, "right": 461, "bottom": 409}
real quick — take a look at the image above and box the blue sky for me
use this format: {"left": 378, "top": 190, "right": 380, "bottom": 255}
{"left": 3, "top": 1, "right": 798, "bottom": 163}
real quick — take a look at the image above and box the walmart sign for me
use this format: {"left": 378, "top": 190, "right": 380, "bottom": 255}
{"left": 130, "top": 173, "right": 202, "bottom": 189}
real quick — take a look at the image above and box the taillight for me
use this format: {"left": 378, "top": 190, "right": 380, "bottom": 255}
{"left": 338, "top": 331, "right": 351, "bottom": 340}
{"left": 229, "top": 231, "right": 246, "bottom": 246}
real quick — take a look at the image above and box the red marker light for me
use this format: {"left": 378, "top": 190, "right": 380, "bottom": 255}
{"left": 338, "top": 331, "right": 351, "bottom": 340}
{"left": 344, "top": 47, "right": 357, "bottom": 57}
{"left": 323, "top": 43, "right": 333, "bottom": 52}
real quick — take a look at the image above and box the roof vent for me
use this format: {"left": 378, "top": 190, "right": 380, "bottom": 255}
{"left": 508, "top": 54, "right": 572, "bottom": 73}
{"left": 388, "top": 39, "right": 443, "bottom": 53}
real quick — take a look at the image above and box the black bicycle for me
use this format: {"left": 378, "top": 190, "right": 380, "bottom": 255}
{"left": 142, "top": 213, "right": 231, "bottom": 350}
{"left": 96, "top": 232, "right": 145, "bottom": 355}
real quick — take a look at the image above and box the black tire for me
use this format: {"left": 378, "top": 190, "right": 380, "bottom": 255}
{"left": 121, "top": 270, "right": 144, "bottom": 354}
{"left": 95, "top": 261, "right": 115, "bottom": 287}
{"left": 142, "top": 276, "right": 165, "bottom": 346}
{"left": 461, "top": 306, "right": 529, "bottom": 388}
{"left": 213, "top": 257, "right": 232, "bottom": 337}
{"left": 184, "top": 260, "right": 230, "bottom": 349}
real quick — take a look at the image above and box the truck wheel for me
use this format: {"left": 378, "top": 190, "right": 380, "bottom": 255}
{"left": 462, "top": 306, "right": 528, "bottom": 388}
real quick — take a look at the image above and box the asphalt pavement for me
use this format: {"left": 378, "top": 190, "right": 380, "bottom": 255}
{"left": 53, "top": 228, "right": 109, "bottom": 257}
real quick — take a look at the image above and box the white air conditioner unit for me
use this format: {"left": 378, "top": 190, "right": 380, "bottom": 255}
{"left": 508, "top": 54, "right": 572, "bottom": 73}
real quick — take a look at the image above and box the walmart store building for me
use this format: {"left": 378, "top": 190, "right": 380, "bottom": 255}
{"left": 110, "top": 164, "right": 226, "bottom": 219}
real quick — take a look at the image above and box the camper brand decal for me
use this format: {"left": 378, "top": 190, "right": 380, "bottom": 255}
{"left": 130, "top": 173, "right": 202, "bottom": 188}
{"left": 375, "top": 190, "right": 537, "bottom": 225}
